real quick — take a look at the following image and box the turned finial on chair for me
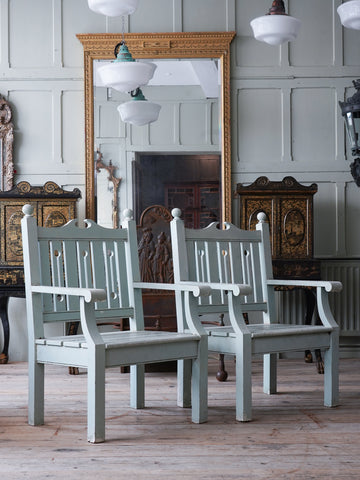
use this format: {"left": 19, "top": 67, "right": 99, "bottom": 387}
{"left": 257, "top": 211, "right": 267, "bottom": 223}
{"left": 122, "top": 208, "right": 133, "bottom": 221}
{"left": 22, "top": 204, "right": 34, "bottom": 216}
{"left": 171, "top": 208, "right": 182, "bottom": 220}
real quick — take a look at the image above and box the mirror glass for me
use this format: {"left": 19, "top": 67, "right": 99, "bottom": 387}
{"left": 77, "top": 32, "right": 235, "bottom": 225}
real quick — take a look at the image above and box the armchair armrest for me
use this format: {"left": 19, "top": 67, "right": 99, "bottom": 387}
{"left": 31, "top": 285, "right": 107, "bottom": 303}
{"left": 134, "top": 281, "right": 211, "bottom": 297}
{"left": 178, "top": 281, "right": 253, "bottom": 297}
{"left": 134, "top": 281, "right": 252, "bottom": 297}
{"left": 267, "top": 279, "right": 341, "bottom": 330}
{"left": 31, "top": 286, "right": 108, "bottom": 347}
{"left": 267, "top": 279, "right": 342, "bottom": 293}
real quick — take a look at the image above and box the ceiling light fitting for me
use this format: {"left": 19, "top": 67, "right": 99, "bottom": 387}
{"left": 337, "top": 0, "right": 360, "bottom": 30}
{"left": 87, "top": 0, "right": 138, "bottom": 16}
{"left": 97, "top": 41, "right": 157, "bottom": 93}
{"left": 250, "top": 0, "right": 301, "bottom": 46}
{"left": 117, "top": 88, "right": 161, "bottom": 126}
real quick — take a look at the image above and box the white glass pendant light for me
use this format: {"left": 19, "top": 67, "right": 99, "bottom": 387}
{"left": 88, "top": 0, "right": 138, "bottom": 16}
{"left": 98, "top": 42, "right": 157, "bottom": 93}
{"left": 250, "top": 0, "right": 301, "bottom": 46}
{"left": 338, "top": 0, "right": 360, "bottom": 30}
{"left": 117, "top": 88, "right": 161, "bottom": 126}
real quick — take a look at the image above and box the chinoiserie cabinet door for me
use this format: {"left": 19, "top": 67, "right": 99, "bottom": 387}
{"left": 278, "top": 196, "right": 313, "bottom": 260}
{"left": 239, "top": 196, "right": 275, "bottom": 254}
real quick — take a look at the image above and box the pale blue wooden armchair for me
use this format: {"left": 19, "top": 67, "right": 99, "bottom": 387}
{"left": 170, "top": 208, "right": 342, "bottom": 421}
{"left": 21, "top": 204, "right": 208, "bottom": 443}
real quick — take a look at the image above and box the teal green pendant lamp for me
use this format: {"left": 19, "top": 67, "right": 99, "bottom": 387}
{"left": 88, "top": 0, "right": 160, "bottom": 125}
{"left": 98, "top": 41, "right": 156, "bottom": 93}
{"left": 117, "top": 88, "right": 161, "bottom": 126}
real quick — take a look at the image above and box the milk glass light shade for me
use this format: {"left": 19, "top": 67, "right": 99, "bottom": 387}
{"left": 88, "top": 0, "right": 138, "bottom": 16}
{"left": 250, "top": 0, "right": 300, "bottom": 46}
{"left": 97, "top": 42, "right": 157, "bottom": 93}
{"left": 337, "top": 0, "right": 360, "bottom": 30}
{"left": 118, "top": 89, "right": 161, "bottom": 126}
{"left": 250, "top": 14, "right": 301, "bottom": 45}
{"left": 98, "top": 62, "right": 157, "bottom": 92}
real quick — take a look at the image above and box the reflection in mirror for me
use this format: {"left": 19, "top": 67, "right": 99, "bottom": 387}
{"left": 133, "top": 153, "right": 220, "bottom": 227}
{"left": 95, "top": 149, "right": 121, "bottom": 228}
{"left": 95, "top": 58, "right": 221, "bottom": 226}
{"left": 0, "top": 95, "right": 14, "bottom": 191}
{"left": 77, "top": 32, "right": 235, "bottom": 225}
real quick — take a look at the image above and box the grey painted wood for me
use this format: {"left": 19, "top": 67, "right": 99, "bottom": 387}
{"left": 21, "top": 204, "right": 209, "bottom": 443}
{"left": 171, "top": 208, "right": 342, "bottom": 421}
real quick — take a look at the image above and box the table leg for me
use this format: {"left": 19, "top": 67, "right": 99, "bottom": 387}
{"left": 216, "top": 353, "right": 228, "bottom": 382}
{"left": 67, "top": 321, "right": 79, "bottom": 375}
{"left": 215, "top": 314, "right": 228, "bottom": 381}
{"left": 303, "top": 288, "right": 324, "bottom": 374}
{"left": 0, "top": 296, "right": 10, "bottom": 364}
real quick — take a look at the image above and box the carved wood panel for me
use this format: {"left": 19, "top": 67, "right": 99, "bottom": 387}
{"left": 136, "top": 205, "right": 176, "bottom": 332}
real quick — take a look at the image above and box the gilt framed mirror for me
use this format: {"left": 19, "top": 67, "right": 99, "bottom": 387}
{"left": 77, "top": 32, "right": 235, "bottom": 225}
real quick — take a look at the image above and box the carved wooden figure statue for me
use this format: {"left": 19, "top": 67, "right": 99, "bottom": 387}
{"left": 138, "top": 227, "right": 156, "bottom": 282}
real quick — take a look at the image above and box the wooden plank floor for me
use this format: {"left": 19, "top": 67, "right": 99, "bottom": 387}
{"left": 1, "top": 356, "right": 360, "bottom": 479}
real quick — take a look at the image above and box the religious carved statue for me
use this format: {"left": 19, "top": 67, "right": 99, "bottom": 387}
{"left": 138, "top": 227, "right": 156, "bottom": 282}
{"left": 153, "top": 231, "right": 172, "bottom": 283}
{"left": 137, "top": 205, "right": 174, "bottom": 285}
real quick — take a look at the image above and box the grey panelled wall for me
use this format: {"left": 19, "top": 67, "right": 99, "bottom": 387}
{"left": 0, "top": 0, "right": 359, "bottom": 360}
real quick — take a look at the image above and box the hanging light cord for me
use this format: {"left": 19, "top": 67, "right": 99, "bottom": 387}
{"left": 113, "top": 16, "right": 126, "bottom": 56}
{"left": 121, "top": 15, "right": 126, "bottom": 44}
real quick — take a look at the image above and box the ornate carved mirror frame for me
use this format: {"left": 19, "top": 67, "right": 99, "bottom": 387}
{"left": 0, "top": 95, "right": 14, "bottom": 191}
{"left": 77, "top": 31, "right": 235, "bottom": 222}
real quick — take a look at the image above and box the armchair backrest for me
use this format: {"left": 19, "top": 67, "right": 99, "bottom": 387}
{"left": 21, "top": 205, "right": 144, "bottom": 339}
{"left": 170, "top": 208, "right": 275, "bottom": 321}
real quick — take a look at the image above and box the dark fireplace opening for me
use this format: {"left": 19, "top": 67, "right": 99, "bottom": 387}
{"left": 133, "top": 153, "right": 221, "bottom": 228}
